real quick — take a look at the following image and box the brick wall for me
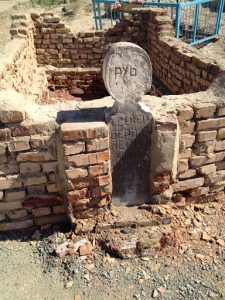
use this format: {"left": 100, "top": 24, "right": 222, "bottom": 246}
{"left": 174, "top": 103, "right": 225, "bottom": 203}
{"left": 0, "top": 14, "right": 48, "bottom": 102}
{"left": 147, "top": 8, "right": 222, "bottom": 94}
{"left": 59, "top": 122, "right": 112, "bottom": 224}
{"left": 32, "top": 9, "right": 222, "bottom": 96}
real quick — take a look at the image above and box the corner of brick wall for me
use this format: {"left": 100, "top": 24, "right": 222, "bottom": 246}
{"left": 0, "top": 107, "right": 67, "bottom": 231}
{"left": 59, "top": 121, "right": 112, "bottom": 223}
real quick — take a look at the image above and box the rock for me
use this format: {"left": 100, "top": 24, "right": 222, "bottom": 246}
{"left": 217, "top": 239, "right": 225, "bottom": 246}
{"left": 157, "top": 286, "right": 166, "bottom": 294}
{"left": 83, "top": 273, "right": 91, "bottom": 281}
{"left": 202, "top": 231, "right": 211, "bottom": 241}
{"left": 65, "top": 281, "right": 73, "bottom": 289}
{"left": 79, "top": 242, "right": 92, "bottom": 256}
{"left": 152, "top": 289, "right": 158, "bottom": 298}
{"left": 196, "top": 253, "right": 205, "bottom": 260}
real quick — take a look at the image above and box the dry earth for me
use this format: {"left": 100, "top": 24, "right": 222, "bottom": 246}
{"left": 0, "top": 203, "right": 225, "bottom": 300}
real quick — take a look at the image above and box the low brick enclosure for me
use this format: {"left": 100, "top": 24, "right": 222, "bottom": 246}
{"left": 0, "top": 8, "right": 225, "bottom": 231}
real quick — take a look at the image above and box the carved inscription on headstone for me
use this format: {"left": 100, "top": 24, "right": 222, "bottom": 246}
{"left": 103, "top": 42, "right": 152, "bottom": 104}
{"left": 110, "top": 102, "right": 152, "bottom": 205}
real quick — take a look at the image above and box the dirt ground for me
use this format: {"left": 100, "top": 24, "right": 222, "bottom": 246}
{"left": 0, "top": 203, "right": 225, "bottom": 300}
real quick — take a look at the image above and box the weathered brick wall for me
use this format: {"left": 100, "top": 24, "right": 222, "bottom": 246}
{"left": 59, "top": 122, "right": 112, "bottom": 223}
{"left": 32, "top": 9, "right": 222, "bottom": 96}
{"left": 0, "top": 106, "right": 67, "bottom": 231}
{"left": 46, "top": 67, "right": 107, "bottom": 99}
{"left": 147, "top": 8, "right": 222, "bottom": 94}
{"left": 32, "top": 12, "right": 148, "bottom": 68}
{"left": 174, "top": 103, "right": 225, "bottom": 203}
{"left": 0, "top": 14, "right": 48, "bottom": 102}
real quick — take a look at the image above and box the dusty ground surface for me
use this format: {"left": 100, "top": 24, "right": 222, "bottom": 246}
{"left": 0, "top": 202, "right": 225, "bottom": 300}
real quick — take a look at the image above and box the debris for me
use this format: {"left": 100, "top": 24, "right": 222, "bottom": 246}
{"left": 74, "top": 295, "right": 81, "bottom": 300}
{"left": 83, "top": 273, "right": 91, "bottom": 281}
{"left": 201, "top": 231, "right": 211, "bottom": 241}
{"left": 195, "top": 253, "right": 205, "bottom": 260}
{"left": 150, "top": 263, "right": 161, "bottom": 271}
{"left": 217, "top": 239, "right": 225, "bottom": 247}
{"left": 157, "top": 286, "right": 166, "bottom": 294}
{"left": 79, "top": 242, "right": 92, "bottom": 256}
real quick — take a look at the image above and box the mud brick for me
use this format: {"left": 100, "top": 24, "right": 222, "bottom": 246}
{"left": 8, "top": 137, "right": 30, "bottom": 152}
{"left": 197, "top": 117, "right": 225, "bottom": 131}
{"left": 178, "top": 159, "right": 188, "bottom": 173}
{"left": 52, "top": 205, "right": 66, "bottom": 214}
{"left": 0, "top": 164, "right": 19, "bottom": 175}
{"left": 0, "top": 175, "right": 22, "bottom": 190}
{"left": 180, "top": 148, "right": 192, "bottom": 159}
{"left": 189, "top": 155, "right": 215, "bottom": 168}
{"left": 63, "top": 142, "right": 85, "bottom": 156}
{"left": 193, "top": 141, "right": 215, "bottom": 155}
{"left": 194, "top": 104, "right": 216, "bottom": 119}
{"left": 48, "top": 172, "right": 56, "bottom": 182}
{"left": 22, "top": 173, "right": 47, "bottom": 186}
{"left": 88, "top": 164, "right": 105, "bottom": 176}
{"left": 215, "top": 140, "right": 225, "bottom": 151}
{"left": 198, "top": 163, "right": 217, "bottom": 175}
{"left": 6, "top": 209, "right": 27, "bottom": 220}
{"left": 215, "top": 151, "right": 225, "bottom": 161}
{"left": 32, "top": 206, "right": 52, "bottom": 217}
{"left": 5, "top": 189, "right": 25, "bottom": 201}
{"left": 181, "top": 134, "right": 195, "bottom": 148}
{"left": 68, "top": 188, "right": 88, "bottom": 202}
{"left": 20, "top": 162, "right": 41, "bottom": 173}
{"left": 197, "top": 131, "right": 217, "bottom": 142}
{"left": 0, "top": 219, "right": 33, "bottom": 231}
{"left": 27, "top": 185, "right": 45, "bottom": 195}
{"left": 179, "top": 169, "right": 196, "bottom": 179}
{"left": 97, "top": 175, "right": 111, "bottom": 186}
{"left": 60, "top": 122, "right": 108, "bottom": 142}
{"left": 30, "top": 135, "right": 49, "bottom": 149}
{"left": 177, "top": 107, "right": 194, "bottom": 122}
{"left": 180, "top": 122, "right": 195, "bottom": 134}
{"left": 42, "top": 161, "right": 57, "bottom": 173}
{"left": 23, "top": 196, "right": 62, "bottom": 207}
{"left": 0, "top": 110, "right": 25, "bottom": 123}
{"left": 17, "top": 151, "right": 55, "bottom": 162}
{"left": 205, "top": 170, "right": 225, "bottom": 184}
{"left": 217, "top": 128, "right": 225, "bottom": 140}
{"left": 0, "top": 201, "right": 22, "bottom": 211}
{"left": 0, "top": 191, "right": 3, "bottom": 200}
{"left": 35, "top": 214, "right": 67, "bottom": 226}
{"left": 190, "top": 187, "right": 209, "bottom": 196}
{"left": 172, "top": 177, "right": 204, "bottom": 192}
{"left": 209, "top": 182, "right": 225, "bottom": 192}
{"left": 66, "top": 168, "right": 88, "bottom": 180}
{"left": 86, "top": 138, "right": 109, "bottom": 152}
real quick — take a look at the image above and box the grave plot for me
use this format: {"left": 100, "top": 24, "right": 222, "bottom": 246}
{"left": 0, "top": 8, "right": 225, "bottom": 234}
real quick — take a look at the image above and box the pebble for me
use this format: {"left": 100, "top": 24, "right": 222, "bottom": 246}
{"left": 65, "top": 281, "right": 73, "bottom": 289}
{"left": 152, "top": 289, "right": 158, "bottom": 298}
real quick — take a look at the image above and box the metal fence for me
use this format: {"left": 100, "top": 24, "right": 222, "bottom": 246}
{"left": 92, "top": 0, "right": 225, "bottom": 45}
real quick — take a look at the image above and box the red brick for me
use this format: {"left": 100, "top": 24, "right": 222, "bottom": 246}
{"left": 32, "top": 206, "right": 52, "bottom": 217}
{"left": 68, "top": 188, "right": 88, "bottom": 202}
{"left": 34, "top": 214, "right": 67, "bottom": 226}
{"left": 71, "top": 177, "right": 98, "bottom": 189}
{"left": 65, "top": 168, "right": 88, "bottom": 179}
{"left": 23, "top": 196, "right": 62, "bottom": 207}
{"left": 8, "top": 137, "right": 30, "bottom": 152}
{"left": 63, "top": 142, "right": 85, "bottom": 155}
{"left": 27, "top": 185, "right": 45, "bottom": 195}
{"left": 86, "top": 138, "right": 108, "bottom": 152}
{"left": 17, "top": 151, "right": 55, "bottom": 162}
{"left": 97, "top": 175, "right": 111, "bottom": 186}
{"left": 88, "top": 165, "right": 104, "bottom": 176}
{"left": 0, "top": 220, "right": 33, "bottom": 231}
{"left": 20, "top": 162, "right": 41, "bottom": 173}
{"left": 52, "top": 205, "right": 66, "bottom": 214}
{"left": 60, "top": 122, "right": 108, "bottom": 142}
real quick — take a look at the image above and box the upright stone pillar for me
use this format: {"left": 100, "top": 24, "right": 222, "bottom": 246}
{"left": 102, "top": 42, "right": 153, "bottom": 206}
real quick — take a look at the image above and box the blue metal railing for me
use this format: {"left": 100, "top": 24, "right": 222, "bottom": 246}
{"left": 92, "top": 0, "right": 224, "bottom": 45}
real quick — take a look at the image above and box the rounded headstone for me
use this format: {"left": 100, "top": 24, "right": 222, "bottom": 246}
{"left": 102, "top": 42, "right": 152, "bottom": 104}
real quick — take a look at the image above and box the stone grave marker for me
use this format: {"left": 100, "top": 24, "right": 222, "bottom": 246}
{"left": 102, "top": 42, "right": 153, "bottom": 206}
